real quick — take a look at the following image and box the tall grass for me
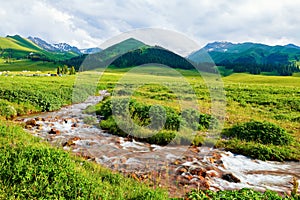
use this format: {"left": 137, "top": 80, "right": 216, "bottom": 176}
{"left": 0, "top": 121, "right": 168, "bottom": 199}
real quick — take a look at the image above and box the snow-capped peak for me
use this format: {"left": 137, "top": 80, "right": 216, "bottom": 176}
{"left": 203, "top": 41, "right": 233, "bottom": 52}
{"left": 28, "top": 36, "right": 81, "bottom": 54}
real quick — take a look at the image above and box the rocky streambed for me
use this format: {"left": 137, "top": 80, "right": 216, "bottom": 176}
{"left": 17, "top": 92, "right": 300, "bottom": 197}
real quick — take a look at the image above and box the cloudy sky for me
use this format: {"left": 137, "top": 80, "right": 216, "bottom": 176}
{"left": 1, "top": 0, "right": 300, "bottom": 52}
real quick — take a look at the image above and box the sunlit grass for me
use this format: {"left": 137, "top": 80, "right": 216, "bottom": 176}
{"left": 0, "top": 121, "right": 168, "bottom": 199}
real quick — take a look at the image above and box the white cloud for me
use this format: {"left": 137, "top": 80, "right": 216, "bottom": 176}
{"left": 1, "top": 0, "right": 300, "bottom": 51}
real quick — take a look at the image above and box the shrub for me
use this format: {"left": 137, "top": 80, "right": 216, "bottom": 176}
{"left": 129, "top": 100, "right": 151, "bottom": 126}
{"left": 191, "top": 134, "right": 205, "bottom": 146}
{"left": 164, "top": 107, "right": 181, "bottom": 131}
{"left": 97, "top": 98, "right": 113, "bottom": 118}
{"left": 218, "top": 138, "right": 299, "bottom": 161}
{"left": 148, "top": 105, "right": 166, "bottom": 130}
{"left": 0, "top": 88, "right": 71, "bottom": 112}
{"left": 83, "top": 116, "right": 98, "bottom": 125}
{"left": 0, "top": 102, "right": 17, "bottom": 119}
{"left": 97, "top": 98, "right": 217, "bottom": 146}
{"left": 181, "top": 108, "right": 199, "bottom": 131}
{"left": 199, "top": 113, "right": 219, "bottom": 130}
{"left": 187, "top": 188, "right": 291, "bottom": 200}
{"left": 224, "top": 121, "right": 292, "bottom": 145}
{"left": 148, "top": 130, "right": 176, "bottom": 145}
{"left": 100, "top": 117, "right": 127, "bottom": 137}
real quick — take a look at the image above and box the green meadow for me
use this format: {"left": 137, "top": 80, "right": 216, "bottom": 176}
{"left": 0, "top": 65, "right": 299, "bottom": 199}
{"left": 0, "top": 59, "right": 59, "bottom": 72}
{"left": 95, "top": 66, "right": 300, "bottom": 161}
{"left": 98, "top": 66, "right": 299, "bottom": 133}
{"left": 0, "top": 121, "right": 168, "bottom": 199}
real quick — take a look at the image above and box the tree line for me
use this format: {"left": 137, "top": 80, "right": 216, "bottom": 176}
{"left": 220, "top": 62, "right": 300, "bottom": 76}
{"left": 56, "top": 65, "right": 76, "bottom": 75}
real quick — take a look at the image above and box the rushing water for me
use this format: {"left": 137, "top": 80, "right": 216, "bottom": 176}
{"left": 18, "top": 92, "right": 300, "bottom": 196}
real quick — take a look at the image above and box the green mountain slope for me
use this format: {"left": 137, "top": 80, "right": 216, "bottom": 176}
{"left": 65, "top": 38, "right": 147, "bottom": 70}
{"left": 62, "top": 38, "right": 195, "bottom": 71}
{"left": 0, "top": 35, "right": 79, "bottom": 61}
{"left": 111, "top": 45, "right": 194, "bottom": 69}
{"left": 7, "top": 35, "right": 42, "bottom": 52}
{"left": 188, "top": 41, "right": 300, "bottom": 65}
{"left": 0, "top": 36, "right": 39, "bottom": 52}
{"left": 188, "top": 42, "right": 300, "bottom": 75}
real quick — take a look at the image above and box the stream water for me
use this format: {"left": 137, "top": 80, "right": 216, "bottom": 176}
{"left": 18, "top": 92, "right": 300, "bottom": 197}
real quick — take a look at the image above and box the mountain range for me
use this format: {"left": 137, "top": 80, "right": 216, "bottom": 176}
{"left": 27, "top": 36, "right": 101, "bottom": 55}
{"left": 188, "top": 41, "right": 300, "bottom": 65}
{"left": 0, "top": 34, "right": 299, "bottom": 75}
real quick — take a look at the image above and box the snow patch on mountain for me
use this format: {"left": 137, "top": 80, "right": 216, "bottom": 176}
{"left": 203, "top": 41, "right": 234, "bottom": 52}
{"left": 80, "top": 47, "right": 102, "bottom": 54}
{"left": 28, "top": 36, "right": 81, "bottom": 54}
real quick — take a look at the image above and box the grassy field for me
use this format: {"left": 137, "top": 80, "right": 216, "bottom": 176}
{"left": 0, "top": 59, "right": 58, "bottom": 72}
{"left": 0, "top": 120, "right": 168, "bottom": 199}
{"left": 97, "top": 66, "right": 299, "bottom": 133}
{"left": 0, "top": 66, "right": 299, "bottom": 198}
{"left": 0, "top": 75, "right": 76, "bottom": 119}
{"left": 95, "top": 66, "right": 300, "bottom": 161}
{"left": 0, "top": 66, "right": 299, "bottom": 158}
{"left": 0, "top": 119, "right": 297, "bottom": 199}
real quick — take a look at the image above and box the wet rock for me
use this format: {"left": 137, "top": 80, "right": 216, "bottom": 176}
{"left": 75, "top": 152, "right": 93, "bottom": 160}
{"left": 35, "top": 117, "right": 42, "bottom": 121}
{"left": 25, "top": 125, "right": 33, "bottom": 129}
{"left": 26, "top": 119, "right": 36, "bottom": 126}
{"left": 36, "top": 124, "right": 43, "bottom": 130}
{"left": 130, "top": 173, "right": 140, "bottom": 181}
{"left": 189, "top": 166, "right": 207, "bottom": 177}
{"left": 186, "top": 156, "right": 194, "bottom": 162}
{"left": 120, "top": 157, "right": 127, "bottom": 164}
{"left": 206, "top": 170, "right": 220, "bottom": 178}
{"left": 87, "top": 141, "right": 97, "bottom": 146}
{"left": 212, "top": 152, "right": 222, "bottom": 160}
{"left": 116, "top": 138, "right": 122, "bottom": 145}
{"left": 176, "top": 176, "right": 190, "bottom": 185}
{"left": 190, "top": 178, "right": 210, "bottom": 189}
{"left": 15, "top": 119, "right": 25, "bottom": 122}
{"left": 176, "top": 166, "right": 188, "bottom": 175}
{"left": 173, "top": 159, "right": 182, "bottom": 165}
{"left": 198, "top": 175, "right": 205, "bottom": 181}
{"left": 190, "top": 177, "right": 200, "bottom": 183}
{"left": 182, "top": 172, "right": 193, "bottom": 181}
{"left": 49, "top": 128, "right": 60, "bottom": 134}
{"left": 82, "top": 154, "right": 93, "bottom": 160}
{"left": 72, "top": 136, "right": 81, "bottom": 141}
{"left": 206, "top": 165, "right": 218, "bottom": 171}
{"left": 200, "top": 180, "right": 210, "bottom": 189}
{"left": 140, "top": 174, "right": 149, "bottom": 181}
{"left": 70, "top": 118, "right": 77, "bottom": 123}
{"left": 189, "top": 146, "right": 200, "bottom": 153}
{"left": 89, "top": 157, "right": 96, "bottom": 161}
{"left": 63, "top": 137, "right": 81, "bottom": 147}
{"left": 222, "top": 173, "right": 241, "bottom": 183}
{"left": 71, "top": 123, "right": 79, "bottom": 128}
{"left": 54, "top": 116, "right": 61, "bottom": 120}
{"left": 211, "top": 153, "right": 223, "bottom": 165}
{"left": 208, "top": 157, "right": 215, "bottom": 164}
{"left": 191, "top": 160, "right": 202, "bottom": 166}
